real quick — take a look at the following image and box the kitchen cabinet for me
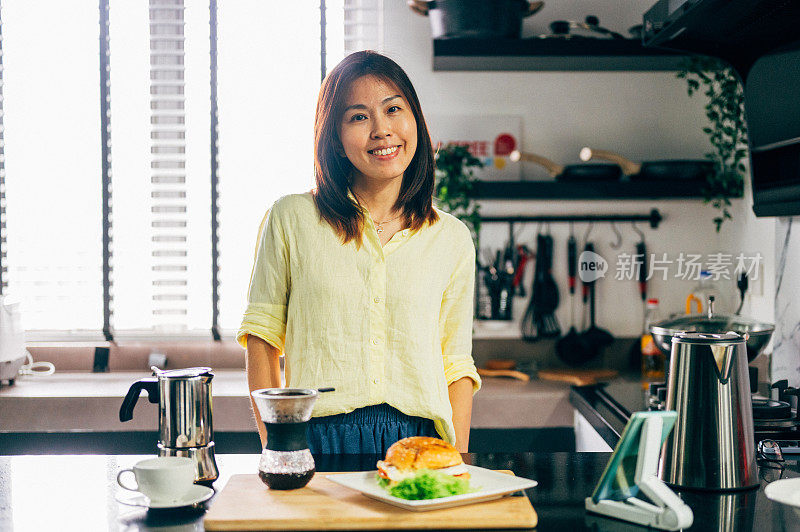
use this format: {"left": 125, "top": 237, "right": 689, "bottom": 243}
{"left": 433, "top": 37, "right": 687, "bottom": 72}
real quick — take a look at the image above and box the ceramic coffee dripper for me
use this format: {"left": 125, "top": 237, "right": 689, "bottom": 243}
{"left": 251, "top": 388, "right": 333, "bottom": 490}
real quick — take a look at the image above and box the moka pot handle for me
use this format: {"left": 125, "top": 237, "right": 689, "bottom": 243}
{"left": 119, "top": 377, "right": 159, "bottom": 422}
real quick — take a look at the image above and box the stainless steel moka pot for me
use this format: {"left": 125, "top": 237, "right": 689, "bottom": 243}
{"left": 659, "top": 332, "right": 758, "bottom": 491}
{"left": 119, "top": 367, "right": 219, "bottom": 485}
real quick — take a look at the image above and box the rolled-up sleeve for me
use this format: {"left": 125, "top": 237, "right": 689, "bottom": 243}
{"left": 439, "top": 225, "right": 481, "bottom": 394}
{"left": 236, "top": 201, "right": 290, "bottom": 352}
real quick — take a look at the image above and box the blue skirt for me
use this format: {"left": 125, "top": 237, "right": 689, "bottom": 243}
{"left": 306, "top": 403, "right": 438, "bottom": 455}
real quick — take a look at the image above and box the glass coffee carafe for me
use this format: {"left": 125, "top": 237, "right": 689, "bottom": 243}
{"left": 251, "top": 388, "right": 332, "bottom": 490}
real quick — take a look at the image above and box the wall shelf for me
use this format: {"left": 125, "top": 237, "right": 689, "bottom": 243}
{"left": 433, "top": 37, "right": 688, "bottom": 71}
{"left": 474, "top": 180, "right": 711, "bottom": 200}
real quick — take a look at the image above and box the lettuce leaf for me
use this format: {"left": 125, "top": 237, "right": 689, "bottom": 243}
{"left": 376, "top": 469, "right": 475, "bottom": 500}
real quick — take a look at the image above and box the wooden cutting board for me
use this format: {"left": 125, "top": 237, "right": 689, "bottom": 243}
{"left": 537, "top": 368, "right": 618, "bottom": 386}
{"left": 204, "top": 472, "right": 537, "bottom": 530}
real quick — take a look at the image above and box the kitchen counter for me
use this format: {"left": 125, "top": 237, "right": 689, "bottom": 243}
{"left": 0, "top": 371, "right": 576, "bottom": 454}
{"left": 0, "top": 371, "right": 572, "bottom": 430}
{"left": 0, "top": 452, "right": 796, "bottom": 531}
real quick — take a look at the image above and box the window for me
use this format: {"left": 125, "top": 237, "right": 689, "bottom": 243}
{"left": 216, "top": 0, "right": 320, "bottom": 331}
{"left": 3, "top": 0, "right": 103, "bottom": 333}
{"left": 0, "top": 0, "right": 383, "bottom": 339}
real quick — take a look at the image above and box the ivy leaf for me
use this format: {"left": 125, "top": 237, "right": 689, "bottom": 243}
{"left": 678, "top": 55, "right": 747, "bottom": 231}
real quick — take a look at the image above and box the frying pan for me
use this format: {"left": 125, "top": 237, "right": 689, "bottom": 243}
{"left": 579, "top": 147, "right": 714, "bottom": 181}
{"left": 510, "top": 150, "right": 621, "bottom": 181}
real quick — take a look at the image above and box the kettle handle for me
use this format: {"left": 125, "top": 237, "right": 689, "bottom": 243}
{"left": 119, "top": 377, "right": 159, "bottom": 422}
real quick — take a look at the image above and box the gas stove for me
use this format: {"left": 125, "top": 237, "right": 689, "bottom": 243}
{"left": 648, "top": 380, "right": 800, "bottom": 455}
{"left": 752, "top": 379, "right": 800, "bottom": 454}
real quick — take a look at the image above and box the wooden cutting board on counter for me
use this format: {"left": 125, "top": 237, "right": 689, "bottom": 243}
{"left": 204, "top": 472, "right": 537, "bottom": 530}
{"left": 537, "top": 368, "right": 618, "bottom": 386}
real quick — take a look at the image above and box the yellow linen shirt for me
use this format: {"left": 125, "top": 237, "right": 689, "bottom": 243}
{"left": 237, "top": 192, "right": 481, "bottom": 444}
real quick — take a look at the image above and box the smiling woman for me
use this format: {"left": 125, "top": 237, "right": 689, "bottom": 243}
{"left": 239, "top": 51, "right": 481, "bottom": 456}
{"left": 339, "top": 78, "right": 418, "bottom": 189}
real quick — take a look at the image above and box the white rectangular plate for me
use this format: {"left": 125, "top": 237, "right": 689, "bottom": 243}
{"left": 325, "top": 465, "right": 538, "bottom": 512}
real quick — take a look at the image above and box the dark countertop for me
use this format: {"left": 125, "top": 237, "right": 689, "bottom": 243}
{"left": 0, "top": 452, "right": 797, "bottom": 531}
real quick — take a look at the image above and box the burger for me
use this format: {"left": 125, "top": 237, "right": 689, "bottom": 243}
{"left": 376, "top": 436, "right": 473, "bottom": 500}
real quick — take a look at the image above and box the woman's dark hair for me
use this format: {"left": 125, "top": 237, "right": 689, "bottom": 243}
{"left": 312, "top": 50, "right": 439, "bottom": 246}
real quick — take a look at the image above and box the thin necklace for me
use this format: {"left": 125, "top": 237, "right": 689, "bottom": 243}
{"left": 352, "top": 190, "right": 403, "bottom": 233}
{"left": 373, "top": 213, "right": 403, "bottom": 234}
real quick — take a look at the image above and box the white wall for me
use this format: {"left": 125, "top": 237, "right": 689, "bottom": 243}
{"left": 379, "top": 1, "right": 776, "bottom": 338}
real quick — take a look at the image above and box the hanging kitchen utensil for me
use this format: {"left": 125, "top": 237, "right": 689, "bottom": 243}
{"left": 556, "top": 227, "right": 592, "bottom": 365}
{"left": 510, "top": 150, "right": 621, "bottom": 181}
{"left": 407, "top": 0, "right": 544, "bottom": 39}
{"left": 580, "top": 242, "right": 614, "bottom": 355}
{"left": 537, "top": 233, "right": 561, "bottom": 338}
{"left": 513, "top": 244, "right": 532, "bottom": 297}
{"left": 580, "top": 147, "right": 714, "bottom": 181}
{"left": 521, "top": 234, "right": 544, "bottom": 341}
{"left": 522, "top": 232, "right": 560, "bottom": 340}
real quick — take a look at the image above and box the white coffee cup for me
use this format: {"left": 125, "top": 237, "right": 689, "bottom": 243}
{"left": 117, "top": 457, "right": 195, "bottom": 503}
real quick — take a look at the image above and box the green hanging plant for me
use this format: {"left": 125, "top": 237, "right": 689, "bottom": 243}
{"left": 434, "top": 144, "right": 483, "bottom": 244}
{"left": 677, "top": 56, "right": 747, "bottom": 232}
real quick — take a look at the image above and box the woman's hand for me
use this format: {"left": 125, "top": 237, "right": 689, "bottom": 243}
{"left": 448, "top": 376, "right": 475, "bottom": 453}
{"left": 246, "top": 335, "right": 283, "bottom": 447}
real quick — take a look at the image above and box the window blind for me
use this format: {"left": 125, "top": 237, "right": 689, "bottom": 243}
{"left": 149, "top": 0, "right": 190, "bottom": 326}
{"left": 108, "top": 0, "right": 211, "bottom": 336}
{"left": 344, "top": 0, "right": 384, "bottom": 55}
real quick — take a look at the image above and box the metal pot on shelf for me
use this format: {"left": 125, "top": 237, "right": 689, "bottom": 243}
{"left": 408, "top": 0, "right": 544, "bottom": 39}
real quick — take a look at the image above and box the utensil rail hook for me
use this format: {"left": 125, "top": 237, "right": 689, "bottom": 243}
{"left": 609, "top": 221, "right": 623, "bottom": 249}
{"left": 632, "top": 221, "right": 645, "bottom": 242}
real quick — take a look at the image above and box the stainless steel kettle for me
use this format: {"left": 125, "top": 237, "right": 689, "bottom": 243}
{"left": 119, "top": 367, "right": 218, "bottom": 484}
{"left": 659, "top": 332, "right": 758, "bottom": 491}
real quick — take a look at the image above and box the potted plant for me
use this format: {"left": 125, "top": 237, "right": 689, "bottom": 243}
{"left": 677, "top": 56, "right": 747, "bottom": 232}
{"left": 433, "top": 144, "right": 483, "bottom": 243}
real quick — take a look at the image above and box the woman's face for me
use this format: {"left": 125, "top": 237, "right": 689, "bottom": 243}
{"left": 338, "top": 75, "right": 418, "bottom": 186}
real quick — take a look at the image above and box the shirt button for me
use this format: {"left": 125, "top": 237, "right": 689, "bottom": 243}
{"left": 373, "top": 296, "right": 381, "bottom": 304}
{"left": 402, "top": 229, "right": 409, "bottom": 236}
{"left": 371, "top": 338, "right": 379, "bottom": 346}
{"left": 373, "top": 378, "right": 379, "bottom": 384}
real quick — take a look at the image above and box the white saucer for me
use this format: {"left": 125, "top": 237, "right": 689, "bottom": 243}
{"left": 115, "top": 484, "right": 214, "bottom": 509}
{"left": 765, "top": 478, "right": 800, "bottom": 509}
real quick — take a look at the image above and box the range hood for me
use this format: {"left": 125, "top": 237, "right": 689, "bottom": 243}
{"left": 643, "top": 0, "right": 800, "bottom": 217}
{"left": 643, "top": 0, "right": 800, "bottom": 76}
